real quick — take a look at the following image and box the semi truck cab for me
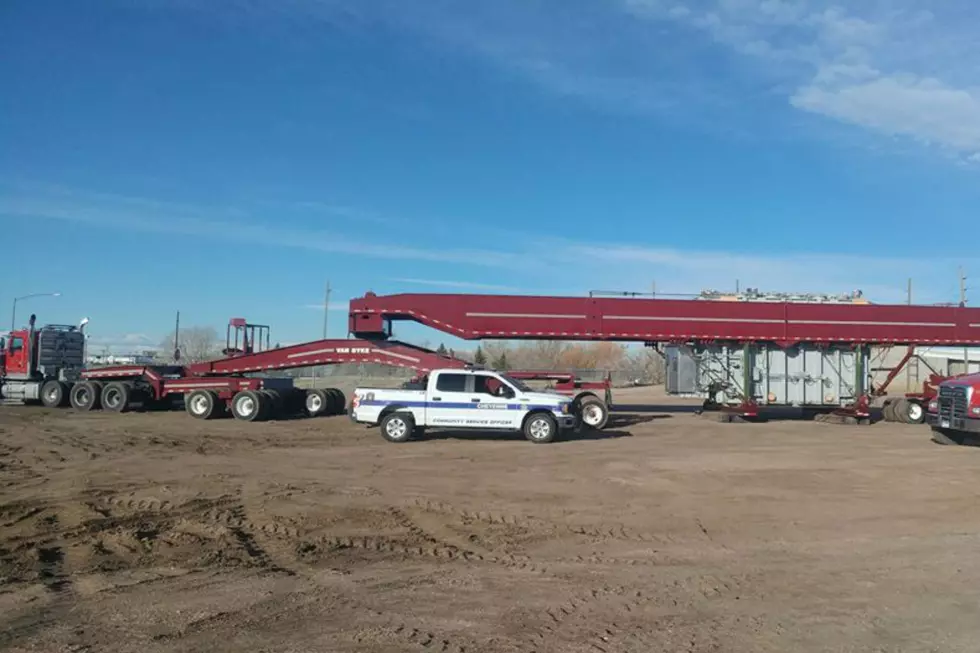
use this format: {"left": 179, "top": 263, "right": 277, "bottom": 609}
{"left": 0, "top": 314, "right": 87, "bottom": 406}
{"left": 928, "top": 375, "right": 980, "bottom": 445}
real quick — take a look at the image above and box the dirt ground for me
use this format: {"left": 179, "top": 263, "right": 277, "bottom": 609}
{"left": 3, "top": 386, "right": 980, "bottom": 652}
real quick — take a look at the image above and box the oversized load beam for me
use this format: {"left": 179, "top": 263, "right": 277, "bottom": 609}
{"left": 349, "top": 292, "right": 980, "bottom": 346}
{"left": 184, "top": 338, "right": 467, "bottom": 376}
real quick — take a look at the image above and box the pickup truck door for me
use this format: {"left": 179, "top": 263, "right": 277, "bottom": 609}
{"left": 427, "top": 372, "right": 474, "bottom": 427}
{"left": 472, "top": 373, "right": 522, "bottom": 429}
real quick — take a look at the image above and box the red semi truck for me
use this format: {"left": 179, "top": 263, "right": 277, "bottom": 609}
{"left": 0, "top": 314, "right": 87, "bottom": 407}
{"left": 928, "top": 375, "right": 980, "bottom": 445}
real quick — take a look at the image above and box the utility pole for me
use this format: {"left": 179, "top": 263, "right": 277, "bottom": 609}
{"left": 907, "top": 278, "right": 912, "bottom": 389}
{"left": 651, "top": 281, "right": 656, "bottom": 299}
{"left": 960, "top": 267, "right": 969, "bottom": 373}
{"left": 173, "top": 311, "right": 181, "bottom": 362}
{"left": 322, "top": 280, "right": 332, "bottom": 339}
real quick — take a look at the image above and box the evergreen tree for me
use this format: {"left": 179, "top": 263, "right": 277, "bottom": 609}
{"left": 436, "top": 343, "right": 448, "bottom": 356}
{"left": 492, "top": 351, "right": 509, "bottom": 370}
{"left": 474, "top": 346, "right": 487, "bottom": 366}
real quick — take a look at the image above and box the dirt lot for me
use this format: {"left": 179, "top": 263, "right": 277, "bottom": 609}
{"left": 3, "top": 386, "right": 980, "bottom": 652}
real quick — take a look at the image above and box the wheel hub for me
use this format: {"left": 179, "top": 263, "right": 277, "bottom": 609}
{"left": 238, "top": 397, "right": 255, "bottom": 416}
{"left": 387, "top": 418, "right": 407, "bottom": 438}
{"left": 582, "top": 405, "right": 603, "bottom": 426}
{"left": 191, "top": 396, "right": 209, "bottom": 414}
{"left": 529, "top": 418, "right": 551, "bottom": 439}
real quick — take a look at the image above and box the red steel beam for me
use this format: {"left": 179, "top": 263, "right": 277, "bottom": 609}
{"left": 184, "top": 338, "right": 468, "bottom": 376}
{"left": 349, "top": 292, "right": 980, "bottom": 346}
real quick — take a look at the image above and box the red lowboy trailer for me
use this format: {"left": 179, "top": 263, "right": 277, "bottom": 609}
{"left": 5, "top": 313, "right": 614, "bottom": 426}
{"left": 72, "top": 324, "right": 473, "bottom": 421}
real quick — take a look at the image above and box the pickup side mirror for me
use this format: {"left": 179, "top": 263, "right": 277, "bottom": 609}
{"left": 502, "top": 386, "right": 516, "bottom": 399}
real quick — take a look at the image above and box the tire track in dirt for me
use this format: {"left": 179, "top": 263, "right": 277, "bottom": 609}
{"left": 0, "top": 536, "right": 75, "bottom": 647}
{"left": 412, "top": 499, "right": 692, "bottom": 547}
{"left": 524, "top": 571, "right": 751, "bottom": 652}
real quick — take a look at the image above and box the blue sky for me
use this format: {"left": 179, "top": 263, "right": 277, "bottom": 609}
{"left": 3, "top": 0, "right": 980, "bottom": 351}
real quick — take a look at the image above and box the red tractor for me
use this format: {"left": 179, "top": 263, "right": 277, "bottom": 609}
{"left": 0, "top": 314, "right": 88, "bottom": 407}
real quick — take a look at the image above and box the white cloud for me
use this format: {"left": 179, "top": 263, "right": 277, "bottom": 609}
{"left": 271, "top": 0, "right": 980, "bottom": 161}
{"left": 619, "top": 1, "right": 980, "bottom": 159}
{"left": 0, "top": 181, "right": 971, "bottom": 307}
{"left": 791, "top": 74, "right": 980, "bottom": 154}
{"left": 0, "top": 185, "right": 520, "bottom": 268}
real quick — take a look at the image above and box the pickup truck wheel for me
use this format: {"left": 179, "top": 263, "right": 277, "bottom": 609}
{"left": 931, "top": 427, "right": 965, "bottom": 446}
{"left": 380, "top": 413, "right": 414, "bottom": 443}
{"left": 41, "top": 380, "right": 68, "bottom": 408}
{"left": 577, "top": 396, "right": 609, "bottom": 430}
{"left": 524, "top": 413, "right": 557, "bottom": 443}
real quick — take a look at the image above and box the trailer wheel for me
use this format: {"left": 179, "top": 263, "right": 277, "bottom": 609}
{"left": 70, "top": 380, "right": 102, "bottom": 411}
{"left": 903, "top": 399, "right": 925, "bottom": 425}
{"left": 40, "top": 380, "right": 68, "bottom": 408}
{"left": 891, "top": 398, "right": 911, "bottom": 424}
{"left": 185, "top": 390, "right": 219, "bottom": 420}
{"left": 523, "top": 413, "right": 557, "bottom": 444}
{"left": 881, "top": 399, "right": 895, "bottom": 422}
{"left": 380, "top": 412, "right": 414, "bottom": 443}
{"left": 231, "top": 390, "right": 264, "bottom": 422}
{"left": 328, "top": 388, "right": 346, "bottom": 415}
{"left": 101, "top": 382, "right": 131, "bottom": 413}
{"left": 576, "top": 396, "right": 609, "bottom": 430}
{"left": 262, "top": 389, "right": 283, "bottom": 419}
{"left": 304, "top": 389, "right": 329, "bottom": 416}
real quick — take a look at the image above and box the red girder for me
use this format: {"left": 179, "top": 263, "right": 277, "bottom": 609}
{"left": 349, "top": 292, "right": 980, "bottom": 346}
{"left": 184, "top": 338, "right": 468, "bottom": 376}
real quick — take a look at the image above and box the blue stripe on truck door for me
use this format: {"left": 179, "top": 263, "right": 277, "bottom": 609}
{"left": 358, "top": 400, "right": 561, "bottom": 411}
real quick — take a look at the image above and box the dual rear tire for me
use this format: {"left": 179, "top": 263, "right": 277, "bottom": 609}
{"left": 304, "top": 388, "right": 346, "bottom": 417}
{"left": 882, "top": 398, "right": 926, "bottom": 424}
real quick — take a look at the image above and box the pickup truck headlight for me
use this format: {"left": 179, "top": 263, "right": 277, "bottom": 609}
{"left": 561, "top": 403, "right": 569, "bottom": 414}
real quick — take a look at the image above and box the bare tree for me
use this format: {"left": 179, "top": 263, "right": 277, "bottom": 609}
{"left": 159, "top": 326, "right": 221, "bottom": 363}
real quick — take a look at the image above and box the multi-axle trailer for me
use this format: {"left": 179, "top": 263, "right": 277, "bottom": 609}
{"left": 1, "top": 314, "right": 613, "bottom": 426}
{"left": 6, "top": 289, "right": 980, "bottom": 426}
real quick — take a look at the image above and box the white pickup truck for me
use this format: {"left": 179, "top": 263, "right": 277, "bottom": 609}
{"left": 350, "top": 368, "right": 577, "bottom": 443}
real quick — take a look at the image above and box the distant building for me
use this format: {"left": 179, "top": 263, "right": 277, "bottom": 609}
{"left": 87, "top": 351, "right": 158, "bottom": 366}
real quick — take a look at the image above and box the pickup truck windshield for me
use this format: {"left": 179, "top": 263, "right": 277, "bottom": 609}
{"left": 499, "top": 375, "right": 532, "bottom": 393}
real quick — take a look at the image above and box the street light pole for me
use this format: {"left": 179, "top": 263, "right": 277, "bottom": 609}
{"left": 11, "top": 292, "right": 61, "bottom": 331}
